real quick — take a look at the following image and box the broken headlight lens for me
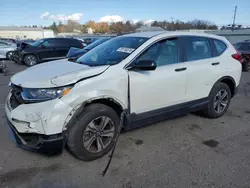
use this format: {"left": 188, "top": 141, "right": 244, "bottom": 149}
{"left": 21, "top": 86, "right": 72, "bottom": 102}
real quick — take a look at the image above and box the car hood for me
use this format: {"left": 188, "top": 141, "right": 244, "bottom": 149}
{"left": 11, "top": 59, "right": 109, "bottom": 88}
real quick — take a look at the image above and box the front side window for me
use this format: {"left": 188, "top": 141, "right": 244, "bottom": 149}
{"left": 76, "top": 37, "right": 148, "bottom": 66}
{"left": 183, "top": 37, "right": 212, "bottom": 61}
{"left": 135, "top": 38, "right": 179, "bottom": 66}
{"left": 0, "top": 42, "right": 7, "bottom": 46}
{"left": 213, "top": 39, "right": 227, "bottom": 56}
{"left": 42, "top": 39, "right": 59, "bottom": 48}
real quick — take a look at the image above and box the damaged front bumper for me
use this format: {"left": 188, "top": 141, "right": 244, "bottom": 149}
{"left": 5, "top": 91, "right": 73, "bottom": 155}
{"left": 7, "top": 119, "right": 65, "bottom": 155}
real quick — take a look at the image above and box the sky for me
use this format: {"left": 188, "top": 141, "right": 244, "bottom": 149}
{"left": 0, "top": 0, "right": 250, "bottom": 27}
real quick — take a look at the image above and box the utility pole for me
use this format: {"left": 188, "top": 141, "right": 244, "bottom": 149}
{"left": 232, "top": 5, "right": 237, "bottom": 31}
{"left": 170, "top": 17, "right": 174, "bottom": 31}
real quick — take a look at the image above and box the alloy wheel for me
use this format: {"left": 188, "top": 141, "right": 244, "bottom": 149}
{"left": 213, "top": 89, "right": 229, "bottom": 114}
{"left": 83, "top": 116, "right": 115, "bottom": 153}
{"left": 26, "top": 56, "right": 36, "bottom": 66}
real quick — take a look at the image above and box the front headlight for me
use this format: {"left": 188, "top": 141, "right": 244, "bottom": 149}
{"left": 21, "top": 86, "right": 72, "bottom": 102}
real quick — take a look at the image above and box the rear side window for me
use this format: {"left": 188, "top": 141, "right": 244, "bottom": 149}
{"left": 0, "top": 42, "right": 9, "bottom": 46}
{"left": 68, "top": 39, "right": 82, "bottom": 48}
{"left": 213, "top": 39, "right": 227, "bottom": 56}
{"left": 57, "top": 39, "right": 71, "bottom": 47}
{"left": 235, "top": 43, "right": 250, "bottom": 51}
{"left": 183, "top": 36, "right": 212, "bottom": 61}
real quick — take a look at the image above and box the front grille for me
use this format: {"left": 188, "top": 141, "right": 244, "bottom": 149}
{"left": 9, "top": 85, "right": 24, "bottom": 109}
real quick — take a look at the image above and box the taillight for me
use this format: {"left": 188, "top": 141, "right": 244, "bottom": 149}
{"left": 232, "top": 53, "right": 243, "bottom": 63}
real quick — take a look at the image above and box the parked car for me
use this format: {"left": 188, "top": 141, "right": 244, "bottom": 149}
{"left": 0, "top": 40, "right": 17, "bottom": 59}
{"left": 0, "top": 38, "right": 17, "bottom": 44}
{"left": 12, "top": 38, "right": 84, "bottom": 66}
{"left": 5, "top": 31, "right": 242, "bottom": 160}
{"left": 66, "top": 37, "right": 112, "bottom": 61}
{"left": 234, "top": 41, "right": 250, "bottom": 71}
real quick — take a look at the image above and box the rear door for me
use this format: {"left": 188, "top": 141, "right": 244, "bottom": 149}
{"left": 53, "top": 39, "right": 72, "bottom": 57}
{"left": 182, "top": 36, "right": 222, "bottom": 101}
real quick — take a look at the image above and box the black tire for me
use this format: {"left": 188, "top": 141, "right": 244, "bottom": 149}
{"left": 24, "top": 54, "right": 38, "bottom": 66}
{"left": 67, "top": 104, "right": 119, "bottom": 161}
{"left": 6, "top": 51, "right": 13, "bottom": 60}
{"left": 242, "top": 62, "right": 250, "bottom": 72}
{"left": 203, "top": 82, "right": 231, "bottom": 119}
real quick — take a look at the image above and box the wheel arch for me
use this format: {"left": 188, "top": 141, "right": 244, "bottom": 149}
{"left": 84, "top": 97, "right": 125, "bottom": 117}
{"left": 210, "top": 76, "right": 236, "bottom": 97}
{"left": 64, "top": 96, "right": 126, "bottom": 131}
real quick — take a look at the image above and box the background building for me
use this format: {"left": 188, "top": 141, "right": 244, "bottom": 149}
{"left": 0, "top": 27, "right": 54, "bottom": 39}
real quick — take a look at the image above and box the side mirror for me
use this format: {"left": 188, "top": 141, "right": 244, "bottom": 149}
{"left": 131, "top": 60, "right": 157, "bottom": 71}
{"left": 41, "top": 44, "right": 46, "bottom": 48}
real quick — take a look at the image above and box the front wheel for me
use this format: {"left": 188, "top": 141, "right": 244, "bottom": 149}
{"left": 67, "top": 104, "right": 119, "bottom": 161}
{"left": 203, "top": 82, "right": 231, "bottom": 118}
{"left": 6, "top": 51, "right": 14, "bottom": 60}
{"left": 24, "top": 54, "right": 38, "bottom": 66}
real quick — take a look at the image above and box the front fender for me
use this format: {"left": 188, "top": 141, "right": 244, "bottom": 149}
{"left": 61, "top": 67, "right": 129, "bottom": 112}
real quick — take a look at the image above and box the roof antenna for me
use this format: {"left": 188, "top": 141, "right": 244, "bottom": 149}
{"left": 102, "top": 111, "right": 125, "bottom": 176}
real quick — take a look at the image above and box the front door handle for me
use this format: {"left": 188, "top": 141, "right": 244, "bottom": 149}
{"left": 211, "top": 62, "right": 220, "bottom": 66}
{"left": 175, "top": 67, "right": 187, "bottom": 72}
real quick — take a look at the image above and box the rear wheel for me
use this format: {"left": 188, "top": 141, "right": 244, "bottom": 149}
{"left": 203, "top": 82, "right": 231, "bottom": 118}
{"left": 67, "top": 104, "right": 119, "bottom": 161}
{"left": 24, "top": 54, "right": 38, "bottom": 66}
{"left": 242, "top": 61, "right": 250, "bottom": 72}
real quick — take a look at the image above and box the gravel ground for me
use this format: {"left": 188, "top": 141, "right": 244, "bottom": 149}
{"left": 0, "top": 61, "right": 250, "bottom": 188}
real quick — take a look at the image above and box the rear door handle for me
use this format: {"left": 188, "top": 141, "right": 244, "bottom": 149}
{"left": 211, "top": 62, "right": 220, "bottom": 66}
{"left": 175, "top": 67, "right": 187, "bottom": 72}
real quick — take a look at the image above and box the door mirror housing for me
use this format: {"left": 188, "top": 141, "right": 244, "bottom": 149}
{"left": 40, "top": 44, "right": 46, "bottom": 48}
{"left": 131, "top": 60, "right": 157, "bottom": 71}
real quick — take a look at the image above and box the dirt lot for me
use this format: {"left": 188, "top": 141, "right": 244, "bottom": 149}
{"left": 1, "top": 61, "right": 250, "bottom": 188}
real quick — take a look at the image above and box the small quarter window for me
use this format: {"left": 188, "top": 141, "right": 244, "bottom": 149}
{"left": 213, "top": 39, "right": 227, "bottom": 56}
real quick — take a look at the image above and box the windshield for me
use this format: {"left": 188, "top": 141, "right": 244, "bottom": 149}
{"left": 84, "top": 38, "right": 110, "bottom": 50}
{"left": 31, "top": 39, "right": 45, "bottom": 47}
{"left": 76, "top": 37, "right": 148, "bottom": 66}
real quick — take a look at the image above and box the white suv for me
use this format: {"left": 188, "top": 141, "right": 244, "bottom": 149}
{"left": 5, "top": 31, "right": 242, "bottom": 160}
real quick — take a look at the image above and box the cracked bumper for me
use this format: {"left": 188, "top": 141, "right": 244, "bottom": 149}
{"left": 5, "top": 91, "right": 73, "bottom": 135}
{"left": 7, "top": 118, "right": 65, "bottom": 155}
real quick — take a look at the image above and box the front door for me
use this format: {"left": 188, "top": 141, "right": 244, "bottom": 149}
{"left": 38, "top": 39, "right": 58, "bottom": 60}
{"left": 128, "top": 38, "right": 187, "bottom": 114}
